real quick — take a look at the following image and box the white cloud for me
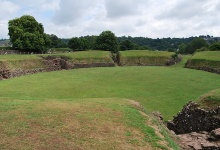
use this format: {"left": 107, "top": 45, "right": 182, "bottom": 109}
{"left": 0, "top": 0, "right": 19, "bottom": 20}
{"left": 1, "top": 0, "right": 220, "bottom": 39}
{"left": 53, "top": 0, "right": 101, "bottom": 25}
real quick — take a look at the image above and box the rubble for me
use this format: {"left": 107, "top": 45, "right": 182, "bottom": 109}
{"left": 167, "top": 101, "right": 220, "bottom": 134}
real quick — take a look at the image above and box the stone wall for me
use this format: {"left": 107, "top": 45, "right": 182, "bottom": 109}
{"left": 185, "top": 59, "right": 220, "bottom": 75}
{"left": 167, "top": 101, "right": 220, "bottom": 134}
{"left": 185, "top": 65, "right": 220, "bottom": 74}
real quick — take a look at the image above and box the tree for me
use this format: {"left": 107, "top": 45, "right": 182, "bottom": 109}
{"left": 68, "top": 38, "right": 81, "bottom": 50}
{"left": 189, "top": 38, "right": 208, "bottom": 53}
{"left": 178, "top": 43, "right": 188, "bottom": 54}
{"left": 94, "top": 31, "right": 118, "bottom": 52}
{"left": 47, "top": 34, "right": 68, "bottom": 48}
{"left": 178, "top": 38, "right": 208, "bottom": 54}
{"left": 8, "top": 15, "right": 50, "bottom": 52}
{"left": 47, "top": 34, "right": 60, "bottom": 48}
{"left": 120, "top": 39, "right": 134, "bottom": 50}
{"left": 210, "top": 42, "right": 220, "bottom": 51}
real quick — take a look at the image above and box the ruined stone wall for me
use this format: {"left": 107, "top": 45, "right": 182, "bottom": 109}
{"left": 185, "top": 65, "right": 220, "bottom": 74}
{"left": 185, "top": 59, "right": 220, "bottom": 75}
{"left": 167, "top": 101, "right": 220, "bottom": 134}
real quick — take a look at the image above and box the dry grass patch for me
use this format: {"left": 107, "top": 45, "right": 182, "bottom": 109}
{"left": 0, "top": 98, "right": 169, "bottom": 150}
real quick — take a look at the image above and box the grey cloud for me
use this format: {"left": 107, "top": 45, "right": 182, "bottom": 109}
{"left": 158, "top": 0, "right": 215, "bottom": 20}
{"left": 105, "top": 0, "right": 144, "bottom": 18}
{"left": 53, "top": 0, "right": 98, "bottom": 25}
{"left": 135, "top": 20, "right": 146, "bottom": 27}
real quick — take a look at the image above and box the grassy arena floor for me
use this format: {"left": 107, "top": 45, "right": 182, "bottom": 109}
{"left": 1, "top": 66, "right": 220, "bottom": 120}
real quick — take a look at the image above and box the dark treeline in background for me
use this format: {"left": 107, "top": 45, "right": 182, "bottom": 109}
{"left": 57, "top": 35, "right": 220, "bottom": 51}
{"left": 2, "top": 35, "right": 220, "bottom": 54}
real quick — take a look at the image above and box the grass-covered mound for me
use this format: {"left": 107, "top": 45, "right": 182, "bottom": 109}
{"left": 0, "top": 55, "right": 45, "bottom": 70}
{"left": 0, "top": 51, "right": 115, "bottom": 79}
{"left": 197, "top": 89, "right": 220, "bottom": 110}
{"left": 0, "top": 98, "right": 176, "bottom": 149}
{"left": 49, "top": 50, "right": 114, "bottom": 64}
{"left": 0, "top": 51, "right": 114, "bottom": 70}
{"left": 185, "top": 51, "right": 220, "bottom": 74}
{"left": 118, "top": 50, "right": 176, "bottom": 66}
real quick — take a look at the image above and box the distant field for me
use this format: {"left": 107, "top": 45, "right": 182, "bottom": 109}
{"left": 119, "top": 50, "right": 174, "bottom": 66}
{"left": 185, "top": 51, "right": 220, "bottom": 73}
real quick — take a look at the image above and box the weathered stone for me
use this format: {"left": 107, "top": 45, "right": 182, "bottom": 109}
{"left": 178, "top": 132, "right": 220, "bottom": 150}
{"left": 201, "top": 142, "right": 218, "bottom": 149}
{"left": 211, "top": 128, "right": 220, "bottom": 139}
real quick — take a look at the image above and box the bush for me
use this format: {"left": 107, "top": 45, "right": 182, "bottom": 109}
{"left": 209, "top": 42, "right": 220, "bottom": 51}
{"left": 196, "top": 47, "right": 210, "bottom": 52}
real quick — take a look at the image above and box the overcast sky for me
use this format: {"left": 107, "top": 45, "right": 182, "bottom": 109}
{"left": 1, "top": 0, "right": 220, "bottom": 39}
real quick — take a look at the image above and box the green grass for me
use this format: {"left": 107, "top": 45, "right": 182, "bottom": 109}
{"left": 191, "top": 51, "right": 220, "bottom": 61}
{"left": 0, "top": 54, "right": 42, "bottom": 61}
{"left": 119, "top": 50, "right": 174, "bottom": 57}
{"left": 186, "top": 51, "right": 220, "bottom": 70}
{"left": 119, "top": 50, "right": 174, "bottom": 66}
{"left": 56, "top": 50, "right": 114, "bottom": 63}
{"left": 0, "top": 51, "right": 112, "bottom": 62}
{"left": 171, "top": 55, "right": 192, "bottom": 68}
{"left": 1, "top": 52, "right": 220, "bottom": 149}
{"left": 1, "top": 66, "right": 220, "bottom": 120}
{"left": 197, "top": 89, "right": 220, "bottom": 109}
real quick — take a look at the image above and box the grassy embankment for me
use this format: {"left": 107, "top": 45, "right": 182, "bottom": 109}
{"left": 52, "top": 50, "right": 114, "bottom": 64}
{"left": 118, "top": 50, "right": 175, "bottom": 66}
{"left": 197, "top": 88, "right": 220, "bottom": 109}
{"left": 185, "top": 51, "right": 220, "bottom": 73}
{"left": 0, "top": 51, "right": 114, "bottom": 70}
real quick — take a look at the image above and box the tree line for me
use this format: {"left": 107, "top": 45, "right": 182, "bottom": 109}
{"left": 7, "top": 15, "right": 220, "bottom": 54}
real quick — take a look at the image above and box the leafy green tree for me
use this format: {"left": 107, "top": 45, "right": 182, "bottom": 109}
{"left": 47, "top": 34, "right": 68, "bottom": 48}
{"left": 68, "top": 37, "right": 91, "bottom": 51}
{"left": 178, "top": 38, "right": 208, "bottom": 54}
{"left": 68, "top": 37, "right": 81, "bottom": 50}
{"left": 47, "top": 34, "right": 60, "bottom": 48}
{"left": 94, "top": 31, "right": 118, "bottom": 52}
{"left": 120, "top": 39, "right": 134, "bottom": 50}
{"left": 189, "top": 38, "right": 208, "bottom": 53}
{"left": 178, "top": 43, "right": 188, "bottom": 54}
{"left": 8, "top": 15, "right": 50, "bottom": 52}
{"left": 210, "top": 42, "right": 220, "bottom": 51}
